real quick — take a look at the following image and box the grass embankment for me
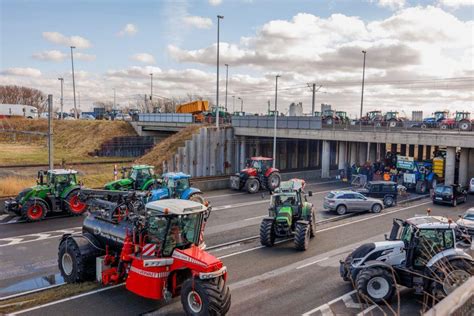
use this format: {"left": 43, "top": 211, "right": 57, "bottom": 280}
{"left": 0, "top": 118, "right": 137, "bottom": 165}
{"left": 0, "top": 282, "right": 99, "bottom": 314}
{"left": 136, "top": 124, "right": 202, "bottom": 174}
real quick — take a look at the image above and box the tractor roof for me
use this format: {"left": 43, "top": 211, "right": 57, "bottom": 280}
{"left": 132, "top": 165, "right": 154, "bottom": 170}
{"left": 146, "top": 199, "right": 206, "bottom": 216}
{"left": 276, "top": 179, "right": 305, "bottom": 192}
{"left": 406, "top": 215, "right": 456, "bottom": 229}
{"left": 163, "top": 172, "right": 191, "bottom": 180}
{"left": 250, "top": 156, "right": 273, "bottom": 161}
{"left": 48, "top": 169, "right": 78, "bottom": 175}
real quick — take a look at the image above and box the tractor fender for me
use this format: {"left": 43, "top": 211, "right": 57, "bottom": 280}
{"left": 149, "top": 188, "right": 170, "bottom": 202}
{"left": 181, "top": 188, "right": 202, "bottom": 200}
{"left": 264, "top": 168, "right": 279, "bottom": 177}
{"left": 142, "top": 179, "right": 156, "bottom": 191}
{"left": 60, "top": 185, "right": 81, "bottom": 199}
{"left": 426, "top": 248, "right": 474, "bottom": 268}
{"left": 302, "top": 202, "right": 313, "bottom": 218}
{"left": 262, "top": 216, "right": 275, "bottom": 222}
{"left": 357, "top": 260, "right": 398, "bottom": 281}
{"left": 59, "top": 233, "right": 104, "bottom": 256}
{"left": 24, "top": 197, "right": 50, "bottom": 211}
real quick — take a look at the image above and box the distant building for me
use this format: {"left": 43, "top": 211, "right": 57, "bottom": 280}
{"left": 412, "top": 111, "right": 423, "bottom": 121}
{"left": 289, "top": 102, "right": 303, "bottom": 116}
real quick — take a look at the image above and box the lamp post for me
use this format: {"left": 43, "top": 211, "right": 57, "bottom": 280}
{"left": 70, "top": 46, "right": 77, "bottom": 118}
{"left": 232, "top": 95, "right": 235, "bottom": 113}
{"left": 224, "top": 64, "right": 229, "bottom": 113}
{"left": 272, "top": 75, "right": 280, "bottom": 168}
{"left": 58, "top": 77, "right": 64, "bottom": 119}
{"left": 216, "top": 15, "right": 224, "bottom": 128}
{"left": 237, "top": 97, "right": 243, "bottom": 112}
{"left": 150, "top": 73, "right": 153, "bottom": 103}
{"left": 360, "top": 50, "right": 367, "bottom": 129}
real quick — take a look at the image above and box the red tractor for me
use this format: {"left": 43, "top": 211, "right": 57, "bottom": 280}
{"left": 384, "top": 111, "right": 406, "bottom": 127}
{"left": 360, "top": 110, "right": 383, "bottom": 126}
{"left": 229, "top": 157, "right": 281, "bottom": 193}
{"left": 440, "top": 111, "right": 472, "bottom": 131}
{"left": 58, "top": 198, "right": 231, "bottom": 315}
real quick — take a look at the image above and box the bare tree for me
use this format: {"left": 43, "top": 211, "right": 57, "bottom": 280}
{"left": 0, "top": 85, "right": 46, "bottom": 113}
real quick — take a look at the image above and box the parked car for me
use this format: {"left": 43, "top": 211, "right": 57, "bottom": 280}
{"left": 469, "top": 178, "right": 474, "bottom": 194}
{"left": 432, "top": 184, "right": 467, "bottom": 206}
{"left": 456, "top": 208, "right": 474, "bottom": 236}
{"left": 80, "top": 113, "right": 95, "bottom": 120}
{"left": 323, "top": 191, "right": 384, "bottom": 215}
{"left": 356, "top": 181, "right": 398, "bottom": 207}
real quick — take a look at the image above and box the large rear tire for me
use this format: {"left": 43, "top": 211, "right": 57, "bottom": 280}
{"left": 267, "top": 172, "right": 281, "bottom": 191}
{"left": 58, "top": 237, "right": 96, "bottom": 283}
{"left": 308, "top": 209, "right": 316, "bottom": 238}
{"left": 431, "top": 259, "right": 474, "bottom": 301}
{"left": 245, "top": 178, "right": 260, "bottom": 194}
{"left": 355, "top": 267, "right": 395, "bottom": 303}
{"left": 22, "top": 199, "right": 48, "bottom": 222}
{"left": 260, "top": 219, "right": 275, "bottom": 247}
{"left": 181, "top": 277, "right": 231, "bottom": 316}
{"left": 294, "top": 221, "right": 310, "bottom": 251}
{"left": 65, "top": 190, "right": 87, "bottom": 216}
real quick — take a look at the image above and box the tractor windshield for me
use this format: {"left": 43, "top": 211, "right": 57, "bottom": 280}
{"left": 271, "top": 193, "right": 298, "bottom": 207}
{"left": 455, "top": 112, "right": 469, "bottom": 121}
{"left": 435, "top": 112, "right": 447, "bottom": 121}
{"left": 400, "top": 223, "right": 414, "bottom": 245}
{"left": 386, "top": 112, "right": 398, "bottom": 120}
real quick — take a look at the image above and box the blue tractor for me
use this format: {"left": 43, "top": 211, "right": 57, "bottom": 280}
{"left": 397, "top": 157, "right": 438, "bottom": 194}
{"left": 149, "top": 172, "right": 206, "bottom": 204}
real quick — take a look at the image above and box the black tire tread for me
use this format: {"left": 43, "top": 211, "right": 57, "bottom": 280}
{"left": 58, "top": 236, "right": 99, "bottom": 283}
{"left": 260, "top": 219, "right": 275, "bottom": 247}
{"left": 21, "top": 199, "right": 48, "bottom": 222}
{"left": 294, "top": 221, "right": 309, "bottom": 251}
{"left": 355, "top": 267, "right": 395, "bottom": 303}
{"left": 181, "top": 277, "right": 231, "bottom": 316}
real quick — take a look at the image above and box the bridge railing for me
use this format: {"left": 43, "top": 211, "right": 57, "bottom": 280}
{"left": 138, "top": 113, "right": 194, "bottom": 123}
{"left": 232, "top": 116, "right": 322, "bottom": 129}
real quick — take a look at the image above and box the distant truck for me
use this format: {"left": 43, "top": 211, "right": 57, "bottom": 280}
{"left": 176, "top": 100, "right": 209, "bottom": 122}
{"left": 0, "top": 104, "right": 38, "bottom": 119}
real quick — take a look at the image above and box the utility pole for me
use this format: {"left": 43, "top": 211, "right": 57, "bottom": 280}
{"left": 70, "top": 46, "right": 77, "bottom": 118}
{"left": 47, "top": 95, "right": 53, "bottom": 170}
{"left": 360, "top": 50, "right": 367, "bottom": 129}
{"left": 273, "top": 75, "right": 280, "bottom": 168}
{"left": 307, "top": 83, "right": 322, "bottom": 116}
{"left": 224, "top": 64, "right": 229, "bottom": 113}
{"left": 232, "top": 95, "right": 235, "bottom": 113}
{"left": 150, "top": 73, "right": 153, "bottom": 106}
{"left": 216, "top": 15, "right": 224, "bottom": 128}
{"left": 267, "top": 100, "right": 270, "bottom": 114}
{"left": 58, "top": 78, "right": 64, "bottom": 119}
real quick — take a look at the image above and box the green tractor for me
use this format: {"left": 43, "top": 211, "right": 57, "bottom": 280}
{"left": 104, "top": 165, "right": 158, "bottom": 191}
{"left": 4, "top": 169, "right": 86, "bottom": 222}
{"left": 260, "top": 179, "right": 316, "bottom": 251}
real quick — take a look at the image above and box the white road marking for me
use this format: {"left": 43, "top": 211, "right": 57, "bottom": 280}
{"left": 302, "top": 290, "right": 357, "bottom": 316}
{"left": 244, "top": 215, "right": 266, "bottom": 221}
{"left": 0, "top": 228, "right": 81, "bottom": 247}
{"left": 357, "top": 305, "right": 378, "bottom": 315}
{"left": 0, "top": 214, "right": 10, "bottom": 221}
{"left": 296, "top": 257, "right": 329, "bottom": 270}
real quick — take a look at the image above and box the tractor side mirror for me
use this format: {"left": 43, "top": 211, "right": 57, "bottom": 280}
{"left": 308, "top": 191, "right": 313, "bottom": 197}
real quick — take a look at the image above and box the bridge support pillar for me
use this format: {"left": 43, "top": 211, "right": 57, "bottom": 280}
{"left": 425, "top": 145, "right": 432, "bottom": 159}
{"left": 321, "top": 140, "right": 330, "bottom": 178}
{"left": 225, "top": 128, "right": 234, "bottom": 175}
{"left": 178, "top": 147, "right": 185, "bottom": 174}
{"left": 445, "top": 147, "right": 456, "bottom": 185}
{"left": 338, "top": 141, "right": 347, "bottom": 170}
{"left": 184, "top": 140, "right": 192, "bottom": 175}
{"left": 358, "top": 142, "right": 368, "bottom": 165}
{"left": 209, "top": 129, "right": 217, "bottom": 176}
{"left": 239, "top": 136, "right": 246, "bottom": 171}
{"left": 350, "top": 142, "right": 357, "bottom": 165}
{"left": 202, "top": 128, "right": 209, "bottom": 176}
{"left": 400, "top": 144, "right": 407, "bottom": 156}
{"left": 468, "top": 149, "right": 474, "bottom": 181}
{"left": 189, "top": 138, "right": 196, "bottom": 176}
{"left": 458, "top": 148, "right": 469, "bottom": 187}
{"left": 369, "top": 143, "right": 377, "bottom": 163}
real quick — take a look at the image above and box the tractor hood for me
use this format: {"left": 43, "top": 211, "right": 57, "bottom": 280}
{"left": 423, "top": 117, "right": 435, "bottom": 123}
{"left": 148, "top": 188, "right": 169, "bottom": 202}
{"left": 172, "top": 246, "right": 223, "bottom": 272}
{"left": 104, "top": 178, "right": 132, "bottom": 189}
{"left": 349, "top": 241, "right": 404, "bottom": 259}
{"left": 240, "top": 168, "right": 257, "bottom": 176}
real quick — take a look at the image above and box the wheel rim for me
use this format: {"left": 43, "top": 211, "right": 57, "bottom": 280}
{"left": 250, "top": 182, "right": 258, "bottom": 192}
{"left": 187, "top": 291, "right": 203, "bottom": 313}
{"left": 62, "top": 253, "right": 73, "bottom": 275}
{"left": 386, "top": 197, "right": 393, "bottom": 206}
{"left": 270, "top": 176, "right": 279, "bottom": 187}
{"left": 338, "top": 206, "right": 346, "bottom": 215}
{"left": 69, "top": 195, "right": 86, "bottom": 214}
{"left": 389, "top": 122, "right": 396, "bottom": 127}
{"left": 367, "top": 277, "right": 390, "bottom": 299}
{"left": 27, "top": 205, "right": 43, "bottom": 220}
{"left": 373, "top": 205, "right": 381, "bottom": 213}
{"left": 443, "top": 270, "right": 470, "bottom": 294}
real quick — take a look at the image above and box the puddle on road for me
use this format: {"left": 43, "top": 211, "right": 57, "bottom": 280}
{"left": 0, "top": 273, "right": 64, "bottom": 298}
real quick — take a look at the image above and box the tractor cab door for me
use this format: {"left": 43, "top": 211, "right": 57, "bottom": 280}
{"left": 174, "top": 178, "right": 190, "bottom": 198}
{"left": 165, "top": 177, "right": 176, "bottom": 198}
{"left": 388, "top": 218, "right": 404, "bottom": 240}
{"left": 411, "top": 229, "right": 453, "bottom": 270}
{"left": 134, "top": 169, "right": 150, "bottom": 190}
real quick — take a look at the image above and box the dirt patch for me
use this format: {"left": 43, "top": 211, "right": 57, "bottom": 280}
{"left": 136, "top": 125, "right": 202, "bottom": 173}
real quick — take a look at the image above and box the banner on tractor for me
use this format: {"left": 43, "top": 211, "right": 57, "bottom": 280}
{"left": 396, "top": 155, "right": 415, "bottom": 170}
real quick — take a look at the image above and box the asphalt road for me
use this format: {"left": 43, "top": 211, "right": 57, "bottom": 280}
{"left": 3, "top": 184, "right": 471, "bottom": 316}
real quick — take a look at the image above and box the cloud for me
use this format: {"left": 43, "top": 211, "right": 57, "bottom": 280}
{"left": 130, "top": 53, "right": 156, "bottom": 64}
{"left": 375, "top": 0, "right": 406, "bottom": 10}
{"left": 32, "top": 50, "right": 95, "bottom": 62}
{"left": 1, "top": 67, "right": 42, "bottom": 77}
{"left": 209, "top": 0, "right": 222, "bottom": 6}
{"left": 42, "top": 32, "right": 91, "bottom": 49}
{"left": 118, "top": 23, "right": 138, "bottom": 36}
{"left": 182, "top": 15, "right": 213, "bottom": 29}
{"left": 438, "top": 0, "right": 474, "bottom": 8}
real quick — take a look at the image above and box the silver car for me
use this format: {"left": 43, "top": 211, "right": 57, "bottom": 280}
{"left": 323, "top": 190, "right": 384, "bottom": 215}
{"left": 456, "top": 207, "right": 474, "bottom": 236}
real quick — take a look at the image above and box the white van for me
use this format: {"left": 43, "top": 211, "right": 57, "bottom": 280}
{"left": 0, "top": 104, "right": 38, "bottom": 119}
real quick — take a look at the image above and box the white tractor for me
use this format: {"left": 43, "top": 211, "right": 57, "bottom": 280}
{"left": 340, "top": 214, "right": 473, "bottom": 303}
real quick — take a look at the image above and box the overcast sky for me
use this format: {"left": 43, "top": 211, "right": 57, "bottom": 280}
{"left": 0, "top": 0, "right": 473, "bottom": 117}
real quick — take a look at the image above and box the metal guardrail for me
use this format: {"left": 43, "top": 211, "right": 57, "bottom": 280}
{"left": 232, "top": 115, "right": 322, "bottom": 129}
{"left": 138, "top": 113, "right": 193, "bottom": 123}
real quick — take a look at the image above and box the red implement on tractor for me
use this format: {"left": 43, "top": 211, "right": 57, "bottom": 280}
{"left": 229, "top": 157, "right": 281, "bottom": 193}
{"left": 440, "top": 111, "right": 472, "bottom": 131}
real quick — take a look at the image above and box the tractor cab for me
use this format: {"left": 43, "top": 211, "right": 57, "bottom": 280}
{"left": 434, "top": 111, "right": 449, "bottom": 122}
{"left": 245, "top": 157, "right": 273, "bottom": 175}
{"left": 313, "top": 111, "right": 321, "bottom": 117}
{"left": 41, "top": 169, "right": 79, "bottom": 197}
{"left": 128, "top": 165, "right": 155, "bottom": 190}
{"left": 363, "top": 110, "right": 383, "bottom": 122}
{"left": 335, "top": 111, "right": 348, "bottom": 120}
{"left": 105, "top": 165, "right": 157, "bottom": 191}
{"left": 455, "top": 111, "right": 471, "bottom": 121}
{"left": 384, "top": 111, "right": 399, "bottom": 121}
{"left": 149, "top": 172, "right": 205, "bottom": 204}
{"left": 146, "top": 199, "right": 210, "bottom": 256}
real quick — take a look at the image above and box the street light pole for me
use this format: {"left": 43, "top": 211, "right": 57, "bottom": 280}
{"left": 150, "top": 73, "right": 153, "bottom": 104}
{"left": 360, "top": 50, "right": 367, "bottom": 128}
{"left": 224, "top": 64, "right": 229, "bottom": 113}
{"left": 216, "top": 15, "right": 224, "bottom": 128}
{"left": 70, "top": 46, "right": 77, "bottom": 118}
{"left": 237, "top": 97, "right": 243, "bottom": 112}
{"left": 272, "top": 75, "right": 280, "bottom": 168}
{"left": 58, "top": 78, "right": 64, "bottom": 119}
{"left": 232, "top": 95, "right": 235, "bottom": 113}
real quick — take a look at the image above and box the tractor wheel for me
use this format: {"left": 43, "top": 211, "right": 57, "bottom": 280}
{"left": 415, "top": 181, "right": 428, "bottom": 194}
{"left": 336, "top": 204, "right": 347, "bottom": 215}
{"left": 388, "top": 120, "right": 397, "bottom": 128}
{"left": 58, "top": 237, "right": 96, "bottom": 283}
{"left": 325, "top": 118, "right": 333, "bottom": 125}
{"left": 421, "top": 124, "right": 427, "bottom": 129}
{"left": 294, "top": 221, "right": 310, "bottom": 251}
{"left": 189, "top": 193, "right": 205, "bottom": 205}
{"left": 22, "top": 199, "right": 48, "bottom": 222}
{"left": 267, "top": 172, "right": 281, "bottom": 191}
{"left": 260, "top": 219, "right": 275, "bottom": 247}
{"left": 371, "top": 203, "right": 382, "bottom": 213}
{"left": 355, "top": 267, "right": 395, "bottom": 303}
{"left": 245, "top": 178, "right": 260, "bottom": 194}
{"left": 459, "top": 122, "right": 471, "bottom": 131}
{"left": 181, "top": 277, "right": 231, "bottom": 316}
{"left": 308, "top": 209, "right": 316, "bottom": 238}
{"left": 65, "top": 190, "right": 87, "bottom": 216}
{"left": 383, "top": 196, "right": 395, "bottom": 207}
{"left": 440, "top": 124, "right": 448, "bottom": 130}
{"left": 375, "top": 122, "right": 382, "bottom": 127}
{"left": 431, "top": 259, "right": 474, "bottom": 300}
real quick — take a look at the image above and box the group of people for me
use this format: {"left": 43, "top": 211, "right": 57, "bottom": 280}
{"left": 343, "top": 161, "right": 405, "bottom": 183}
